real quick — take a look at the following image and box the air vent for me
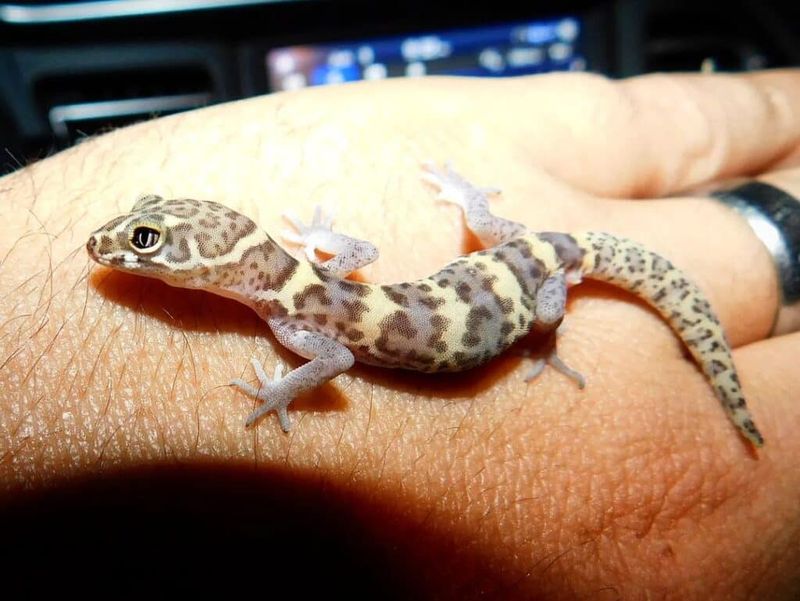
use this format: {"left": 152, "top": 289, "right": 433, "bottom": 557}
{"left": 34, "top": 66, "right": 213, "bottom": 145}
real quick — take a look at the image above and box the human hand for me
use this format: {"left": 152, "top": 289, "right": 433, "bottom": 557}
{"left": 1, "top": 71, "right": 798, "bottom": 599}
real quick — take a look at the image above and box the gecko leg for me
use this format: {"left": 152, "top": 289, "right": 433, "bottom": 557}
{"left": 421, "top": 161, "right": 528, "bottom": 246}
{"left": 526, "top": 273, "right": 587, "bottom": 389}
{"left": 230, "top": 323, "right": 355, "bottom": 431}
{"left": 282, "top": 206, "right": 379, "bottom": 277}
{"left": 524, "top": 333, "right": 587, "bottom": 389}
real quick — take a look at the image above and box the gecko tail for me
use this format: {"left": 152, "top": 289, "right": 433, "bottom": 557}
{"left": 570, "top": 231, "right": 764, "bottom": 447}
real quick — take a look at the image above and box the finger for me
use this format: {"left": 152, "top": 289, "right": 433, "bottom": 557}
{"left": 620, "top": 71, "right": 800, "bottom": 196}
{"left": 510, "top": 70, "right": 800, "bottom": 198}
{"left": 736, "top": 330, "right": 800, "bottom": 458}
{"left": 753, "top": 163, "right": 800, "bottom": 195}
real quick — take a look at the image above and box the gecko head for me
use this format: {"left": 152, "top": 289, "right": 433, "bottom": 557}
{"left": 86, "top": 195, "right": 260, "bottom": 288}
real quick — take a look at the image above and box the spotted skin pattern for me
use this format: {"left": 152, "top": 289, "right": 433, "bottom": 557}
{"left": 86, "top": 165, "right": 764, "bottom": 446}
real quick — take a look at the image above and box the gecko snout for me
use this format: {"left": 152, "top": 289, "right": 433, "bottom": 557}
{"left": 86, "top": 234, "right": 98, "bottom": 255}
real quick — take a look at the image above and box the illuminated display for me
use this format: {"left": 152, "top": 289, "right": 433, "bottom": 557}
{"left": 267, "top": 17, "right": 585, "bottom": 91}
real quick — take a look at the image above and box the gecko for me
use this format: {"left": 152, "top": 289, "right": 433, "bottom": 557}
{"left": 85, "top": 162, "right": 764, "bottom": 447}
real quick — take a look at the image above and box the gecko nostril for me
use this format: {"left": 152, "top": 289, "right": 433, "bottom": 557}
{"left": 86, "top": 235, "right": 97, "bottom": 252}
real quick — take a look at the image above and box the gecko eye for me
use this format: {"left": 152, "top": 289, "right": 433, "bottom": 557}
{"left": 131, "top": 226, "right": 162, "bottom": 252}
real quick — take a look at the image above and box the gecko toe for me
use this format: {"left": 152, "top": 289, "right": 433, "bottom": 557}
{"left": 548, "top": 353, "right": 586, "bottom": 389}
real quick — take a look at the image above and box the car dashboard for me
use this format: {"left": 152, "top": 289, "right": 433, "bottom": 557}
{"left": 0, "top": 0, "right": 798, "bottom": 173}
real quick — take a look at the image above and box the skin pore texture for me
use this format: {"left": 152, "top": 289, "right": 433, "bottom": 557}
{"left": 1, "top": 72, "right": 800, "bottom": 599}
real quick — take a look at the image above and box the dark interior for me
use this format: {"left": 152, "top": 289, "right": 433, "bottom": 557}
{"left": 1, "top": 0, "right": 798, "bottom": 174}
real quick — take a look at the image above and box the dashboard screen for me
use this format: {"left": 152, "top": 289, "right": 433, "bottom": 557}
{"left": 267, "top": 16, "right": 585, "bottom": 91}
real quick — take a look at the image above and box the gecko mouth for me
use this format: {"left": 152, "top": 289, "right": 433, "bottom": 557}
{"left": 86, "top": 236, "right": 139, "bottom": 269}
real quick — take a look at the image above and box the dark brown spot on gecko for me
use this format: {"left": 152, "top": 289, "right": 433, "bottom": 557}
{"left": 267, "top": 300, "right": 289, "bottom": 317}
{"left": 387, "top": 312, "right": 417, "bottom": 337}
{"left": 405, "top": 349, "right": 436, "bottom": 367}
{"left": 481, "top": 276, "right": 497, "bottom": 292}
{"left": 341, "top": 298, "right": 369, "bottom": 322}
{"left": 420, "top": 296, "right": 445, "bottom": 309}
{"left": 494, "top": 244, "right": 544, "bottom": 302}
{"left": 345, "top": 327, "right": 365, "bottom": 342}
{"left": 377, "top": 311, "right": 418, "bottom": 346}
{"left": 462, "top": 305, "right": 493, "bottom": 347}
{"left": 709, "top": 359, "right": 728, "bottom": 376}
{"left": 382, "top": 286, "right": 409, "bottom": 307}
{"left": 451, "top": 351, "right": 482, "bottom": 370}
{"left": 456, "top": 282, "right": 472, "bottom": 303}
{"left": 496, "top": 297, "right": 514, "bottom": 314}
{"left": 311, "top": 265, "right": 333, "bottom": 283}
{"left": 339, "top": 280, "right": 371, "bottom": 297}
{"left": 538, "top": 232, "right": 585, "bottom": 269}
{"left": 267, "top": 261, "right": 298, "bottom": 292}
{"left": 651, "top": 255, "right": 673, "bottom": 274}
{"left": 166, "top": 237, "right": 192, "bottom": 263}
{"left": 513, "top": 240, "right": 533, "bottom": 259}
{"left": 293, "top": 283, "right": 332, "bottom": 309}
{"left": 426, "top": 313, "right": 449, "bottom": 351}
{"left": 430, "top": 313, "right": 449, "bottom": 335}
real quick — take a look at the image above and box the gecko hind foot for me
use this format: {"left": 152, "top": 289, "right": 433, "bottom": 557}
{"left": 421, "top": 161, "right": 487, "bottom": 209}
{"left": 524, "top": 350, "right": 586, "bottom": 389}
{"left": 547, "top": 352, "right": 586, "bottom": 389}
{"left": 230, "top": 360, "right": 293, "bottom": 432}
{"left": 421, "top": 161, "right": 527, "bottom": 246}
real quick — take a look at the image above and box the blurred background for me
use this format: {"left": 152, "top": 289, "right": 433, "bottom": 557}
{"left": 1, "top": 0, "right": 798, "bottom": 174}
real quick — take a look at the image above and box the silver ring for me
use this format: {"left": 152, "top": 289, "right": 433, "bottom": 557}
{"left": 711, "top": 181, "right": 800, "bottom": 336}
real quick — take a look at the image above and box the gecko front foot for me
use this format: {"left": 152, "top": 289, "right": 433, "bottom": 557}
{"left": 230, "top": 360, "right": 294, "bottom": 431}
{"left": 282, "top": 205, "right": 378, "bottom": 276}
{"left": 282, "top": 205, "right": 337, "bottom": 263}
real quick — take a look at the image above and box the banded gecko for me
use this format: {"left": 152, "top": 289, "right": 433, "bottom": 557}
{"left": 86, "top": 163, "right": 764, "bottom": 447}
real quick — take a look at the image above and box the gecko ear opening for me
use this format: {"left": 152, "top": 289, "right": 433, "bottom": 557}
{"left": 132, "top": 194, "right": 164, "bottom": 211}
